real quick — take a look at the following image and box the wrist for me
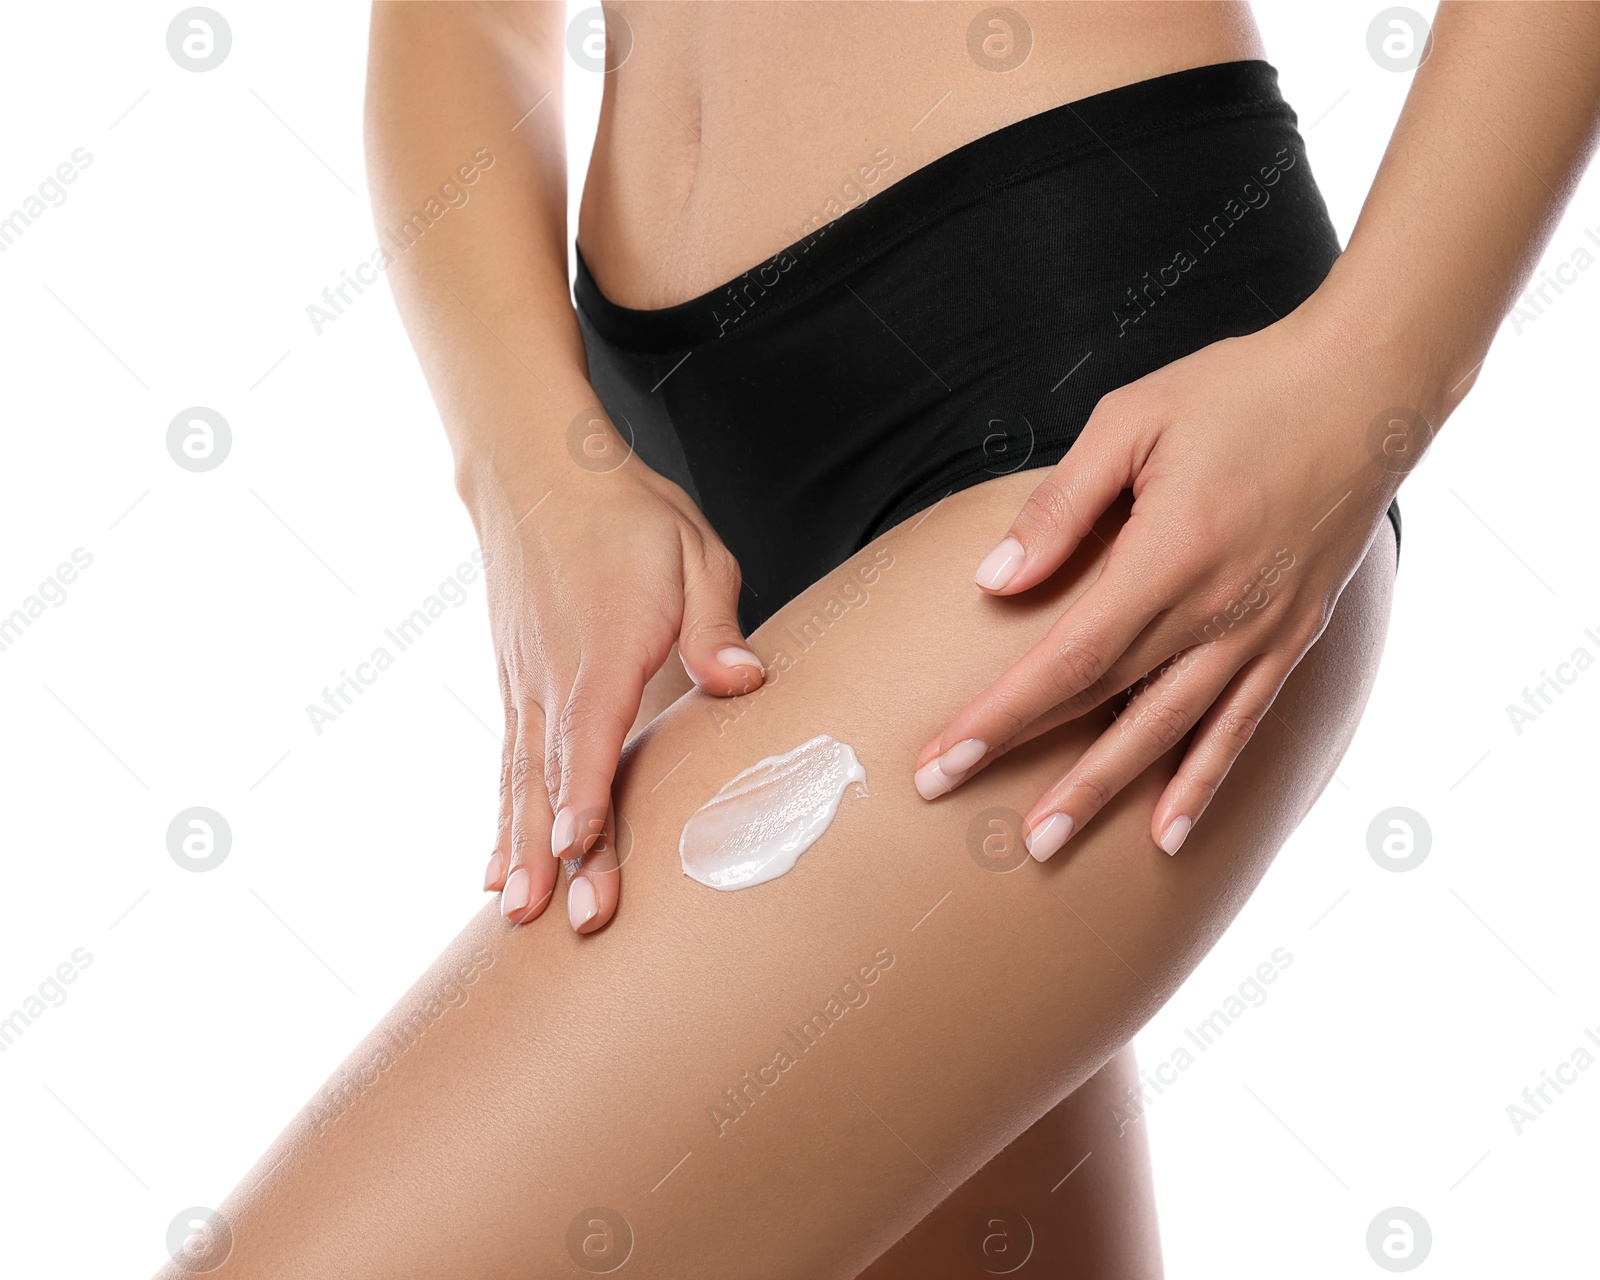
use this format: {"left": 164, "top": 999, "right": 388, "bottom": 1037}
{"left": 1304, "top": 254, "right": 1488, "bottom": 427}
{"left": 450, "top": 391, "right": 617, "bottom": 525}
{"left": 455, "top": 420, "right": 651, "bottom": 542}
{"left": 1282, "top": 269, "right": 1467, "bottom": 500}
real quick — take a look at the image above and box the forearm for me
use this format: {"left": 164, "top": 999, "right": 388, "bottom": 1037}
{"left": 1313, "top": 1, "right": 1600, "bottom": 418}
{"left": 364, "top": 0, "right": 594, "bottom": 518}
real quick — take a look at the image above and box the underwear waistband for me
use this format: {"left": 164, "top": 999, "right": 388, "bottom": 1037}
{"left": 574, "top": 59, "right": 1296, "bottom": 355}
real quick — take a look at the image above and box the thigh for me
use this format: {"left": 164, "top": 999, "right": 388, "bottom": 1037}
{"left": 170, "top": 470, "right": 1395, "bottom": 1280}
{"left": 639, "top": 654, "right": 1163, "bottom": 1279}
{"left": 861, "top": 1042, "right": 1162, "bottom": 1279}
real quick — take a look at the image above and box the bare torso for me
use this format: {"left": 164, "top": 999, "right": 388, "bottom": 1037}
{"left": 578, "top": 1, "right": 1264, "bottom": 308}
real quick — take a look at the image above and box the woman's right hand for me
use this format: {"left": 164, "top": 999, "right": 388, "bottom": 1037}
{"left": 474, "top": 444, "right": 763, "bottom": 932}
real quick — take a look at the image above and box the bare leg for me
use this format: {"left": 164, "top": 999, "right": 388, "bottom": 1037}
{"left": 863, "top": 1043, "right": 1161, "bottom": 1279}
{"left": 634, "top": 660, "right": 1163, "bottom": 1280}
{"left": 157, "top": 470, "right": 1394, "bottom": 1280}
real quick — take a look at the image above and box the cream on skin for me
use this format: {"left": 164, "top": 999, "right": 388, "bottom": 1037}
{"left": 679, "top": 735, "right": 866, "bottom": 891}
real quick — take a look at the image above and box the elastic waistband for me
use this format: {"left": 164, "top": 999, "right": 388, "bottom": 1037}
{"left": 575, "top": 59, "right": 1296, "bottom": 354}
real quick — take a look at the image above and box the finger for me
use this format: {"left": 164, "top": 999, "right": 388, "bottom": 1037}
{"left": 912, "top": 633, "right": 1204, "bottom": 800}
{"left": 1150, "top": 652, "right": 1294, "bottom": 856}
{"left": 915, "top": 553, "right": 1173, "bottom": 798}
{"left": 1023, "top": 629, "right": 1194, "bottom": 731}
{"left": 550, "top": 661, "right": 645, "bottom": 861}
{"left": 629, "top": 642, "right": 697, "bottom": 742}
{"left": 562, "top": 803, "right": 622, "bottom": 935}
{"left": 1021, "top": 645, "right": 1242, "bottom": 862}
{"left": 987, "top": 558, "right": 1303, "bottom": 740}
{"left": 676, "top": 537, "right": 765, "bottom": 696}
{"left": 502, "top": 703, "right": 558, "bottom": 925}
{"left": 909, "top": 691, "right": 1106, "bottom": 798}
{"left": 482, "top": 667, "right": 516, "bottom": 894}
{"left": 972, "top": 394, "right": 1143, "bottom": 595}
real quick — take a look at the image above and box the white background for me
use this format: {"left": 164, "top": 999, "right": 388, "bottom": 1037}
{"left": 1, "top": 2, "right": 1595, "bottom": 1276}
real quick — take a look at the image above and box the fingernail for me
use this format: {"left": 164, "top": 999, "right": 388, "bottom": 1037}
{"left": 717, "top": 646, "right": 764, "bottom": 671}
{"left": 568, "top": 875, "right": 598, "bottom": 932}
{"left": 1025, "top": 813, "right": 1074, "bottom": 862}
{"left": 939, "top": 737, "right": 988, "bottom": 774}
{"left": 913, "top": 738, "right": 988, "bottom": 799}
{"left": 974, "top": 537, "right": 1025, "bottom": 591}
{"left": 501, "top": 866, "right": 532, "bottom": 920}
{"left": 551, "top": 806, "right": 575, "bottom": 858}
{"left": 1160, "top": 815, "right": 1192, "bottom": 856}
{"left": 914, "top": 762, "right": 952, "bottom": 800}
{"left": 482, "top": 850, "right": 505, "bottom": 891}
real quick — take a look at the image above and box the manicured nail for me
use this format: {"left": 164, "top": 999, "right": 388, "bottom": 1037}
{"left": 1025, "top": 813, "right": 1074, "bottom": 862}
{"left": 501, "top": 866, "right": 532, "bottom": 920}
{"left": 939, "top": 738, "right": 988, "bottom": 773}
{"left": 717, "top": 646, "right": 764, "bottom": 671}
{"left": 551, "top": 806, "right": 576, "bottom": 858}
{"left": 482, "top": 850, "right": 505, "bottom": 891}
{"left": 568, "top": 875, "right": 598, "bottom": 932}
{"left": 1160, "top": 815, "right": 1192, "bottom": 856}
{"left": 974, "top": 537, "right": 1025, "bottom": 591}
{"left": 913, "top": 738, "right": 989, "bottom": 799}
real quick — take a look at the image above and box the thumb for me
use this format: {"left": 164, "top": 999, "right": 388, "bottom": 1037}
{"left": 676, "top": 543, "right": 765, "bottom": 696}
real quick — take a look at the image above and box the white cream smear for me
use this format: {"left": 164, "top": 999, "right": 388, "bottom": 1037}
{"left": 679, "top": 735, "right": 867, "bottom": 891}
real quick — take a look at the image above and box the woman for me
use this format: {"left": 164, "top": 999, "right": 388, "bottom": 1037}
{"left": 161, "top": 3, "right": 1600, "bottom": 1276}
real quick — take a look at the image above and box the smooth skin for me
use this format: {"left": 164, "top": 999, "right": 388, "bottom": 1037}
{"left": 919, "top": 3, "right": 1600, "bottom": 859}
{"left": 367, "top": 1, "right": 1273, "bottom": 938}
{"left": 154, "top": 472, "right": 1394, "bottom": 1279}
{"left": 622, "top": 645, "right": 1165, "bottom": 1277}
{"left": 371, "top": 0, "right": 1600, "bottom": 918}
{"left": 365, "top": 5, "right": 1270, "bottom": 1264}
{"left": 334, "top": 1, "right": 1600, "bottom": 1273}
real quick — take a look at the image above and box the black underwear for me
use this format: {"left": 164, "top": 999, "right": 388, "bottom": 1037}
{"left": 576, "top": 59, "right": 1401, "bottom": 632}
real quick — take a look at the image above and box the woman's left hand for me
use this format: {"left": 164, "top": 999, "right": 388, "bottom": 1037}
{"left": 912, "top": 306, "right": 1429, "bottom": 861}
